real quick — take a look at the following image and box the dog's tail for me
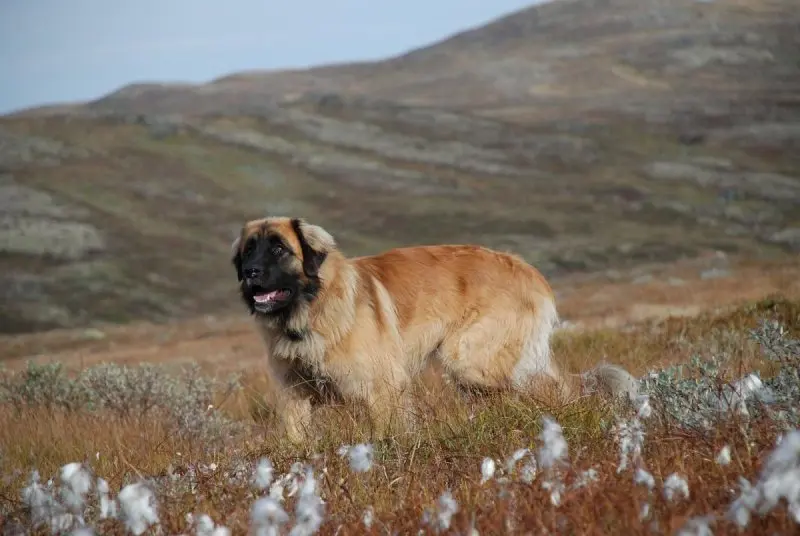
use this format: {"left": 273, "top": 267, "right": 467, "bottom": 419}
{"left": 580, "top": 363, "right": 640, "bottom": 403}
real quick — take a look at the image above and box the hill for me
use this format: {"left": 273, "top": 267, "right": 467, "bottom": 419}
{"left": 1, "top": 0, "right": 799, "bottom": 334}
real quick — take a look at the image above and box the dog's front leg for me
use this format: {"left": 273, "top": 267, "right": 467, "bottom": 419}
{"left": 366, "top": 372, "right": 415, "bottom": 438}
{"left": 262, "top": 354, "right": 313, "bottom": 444}
{"left": 280, "top": 394, "right": 312, "bottom": 445}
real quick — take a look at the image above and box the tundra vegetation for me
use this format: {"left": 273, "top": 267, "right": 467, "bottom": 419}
{"left": 1, "top": 296, "right": 799, "bottom": 535}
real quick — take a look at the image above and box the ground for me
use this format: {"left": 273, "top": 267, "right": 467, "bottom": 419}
{"left": 1, "top": 256, "right": 799, "bottom": 534}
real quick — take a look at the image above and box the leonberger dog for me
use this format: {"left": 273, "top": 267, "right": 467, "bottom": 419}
{"left": 232, "top": 216, "right": 639, "bottom": 443}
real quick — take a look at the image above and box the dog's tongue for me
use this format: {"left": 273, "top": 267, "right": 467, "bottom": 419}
{"left": 253, "top": 290, "right": 286, "bottom": 304}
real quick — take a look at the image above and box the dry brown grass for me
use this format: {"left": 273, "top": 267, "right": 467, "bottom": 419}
{"left": 1, "top": 295, "right": 799, "bottom": 534}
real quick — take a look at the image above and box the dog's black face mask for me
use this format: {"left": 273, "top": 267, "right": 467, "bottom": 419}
{"left": 233, "top": 234, "right": 301, "bottom": 316}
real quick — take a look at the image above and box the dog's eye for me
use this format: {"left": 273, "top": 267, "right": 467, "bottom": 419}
{"left": 271, "top": 244, "right": 285, "bottom": 257}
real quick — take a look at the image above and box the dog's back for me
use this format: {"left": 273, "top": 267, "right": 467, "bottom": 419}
{"left": 352, "top": 244, "right": 560, "bottom": 391}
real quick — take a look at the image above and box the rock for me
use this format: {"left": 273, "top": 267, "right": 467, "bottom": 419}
{"left": 643, "top": 161, "right": 800, "bottom": 203}
{"left": 82, "top": 328, "right": 106, "bottom": 340}
{"left": 700, "top": 268, "right": 731, "bottom": 280}
{"left": 768, "top": 227, "right": 800, "bottom": 251}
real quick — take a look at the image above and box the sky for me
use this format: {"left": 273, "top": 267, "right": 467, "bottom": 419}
{"left": 0, "top": 0, "right": 541, "bottom": 114}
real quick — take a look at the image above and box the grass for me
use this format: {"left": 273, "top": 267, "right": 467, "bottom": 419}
{"left": 0, "top": 295, "right": 799, "bottom": 535}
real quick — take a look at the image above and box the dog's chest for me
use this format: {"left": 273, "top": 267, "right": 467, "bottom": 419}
{"left": 270, "top": 330, "right": 327, "bottom": 373}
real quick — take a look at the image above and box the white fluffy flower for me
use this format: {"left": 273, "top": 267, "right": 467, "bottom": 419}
{"left": 519, "top": 460, "right": 538, "bottom": 484}
{"left": 537, "top": 416, "right": 569, "bottom": 505}
{"left": 96, "top": 477, "right": 118, "bottom": 520}
{"left": 435, "top": 490, "right": 459, "bottom": 531}
{"left": 21, "top": 470, "right": 74, "bottom": 532}
{"left": 634, "top": 468, "right": 655, "bottom": 490}
{"left": 663, "top": 473, "right": 690, "bottom": 502}
{"left": 716, "top": 445, "right": 732, "bottom": 466}
{"left": 59, "top": 462, "right": 92, "bottom": 516}
{"left": 480, "top": 458, "right": 496, "bottom": 484}
{"left": 348, "top": 443, "right": 374, "bottom": 473}
{"left": 639, "top": 502, "right": 650, "bottom": 521}
{"left": 636, "top": 394, "right": 653, "bottom": 419}
{"left": 715, "top": 373, "right": 776, "bottom": 417}
{"left": 613, "top": 396, "right": 651, "bottom": 474}
{"left": 254, "top": 458, "right": 275, "bottom": 490}
{"left": 251, "top": 497, "right": 289, "bottom": 536}
{"left": 572, "top": 468, "right": 599, "bottom": 490}
{"left": 289, "top": 469, "right": 325, "bottom": 536}
{"left": 676, "top": 515, "right": 715, "bottom": 536}
{"left": 194, "top": 513, "right": 231, "bottom": 536}
{"left": 537, "top": 417, "right": 568, "bottom": 471}
{"left": 505, "top": 448, "right": 529, "bottom": 475}
{"left": 726, "top": 429, "right": 800, "bottom": 526}
{"left": 117, "top": 482, "right": 159, "bottom": 536}
{"left": 362, "top": 506, "right": 374, "bottom": 528}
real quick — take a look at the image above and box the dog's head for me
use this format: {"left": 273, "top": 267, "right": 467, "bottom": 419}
{"left": 231, "top": 217, "right": 336, "bottom": 316}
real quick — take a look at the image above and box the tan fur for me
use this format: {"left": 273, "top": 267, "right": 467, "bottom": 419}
{"left": 234, "top": 217, "right": 639, "bottom": 443}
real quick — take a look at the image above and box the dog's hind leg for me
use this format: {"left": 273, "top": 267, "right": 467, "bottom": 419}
{"left": 438, "top": 299, "right": 571, "bottom": 403}
{"left": 437, "top": 315, "right": 520, "bottom": 391}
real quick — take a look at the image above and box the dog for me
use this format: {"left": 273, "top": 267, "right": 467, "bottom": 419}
{"left": 232, "top": 216, "right": 639, "bottom": 443}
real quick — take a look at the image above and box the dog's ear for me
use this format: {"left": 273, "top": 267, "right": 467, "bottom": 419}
{"left": 231, "top": 235, "right": 244, "bottom": 281}
{"left": 291, "top": 218, "right": 335, "bottom": 277}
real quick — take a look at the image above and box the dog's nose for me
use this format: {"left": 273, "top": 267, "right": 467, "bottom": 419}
{"left": 244, "top": 267, "right": 262, "bottom": 279}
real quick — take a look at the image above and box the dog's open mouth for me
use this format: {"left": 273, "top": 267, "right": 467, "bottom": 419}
{"left": 252, "top": 287, "right": 293, "bottom": 305}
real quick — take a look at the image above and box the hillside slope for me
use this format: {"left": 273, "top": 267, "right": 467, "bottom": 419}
{"left": 70, "top": 0, "right": 800, "bottom": 125}
{"left": 1, "top": 0, "right": 799, "bottom": 334}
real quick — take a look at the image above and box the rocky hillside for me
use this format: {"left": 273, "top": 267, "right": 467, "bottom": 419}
{"left": 1, "top": 0, "right": 798, "bottom": 334}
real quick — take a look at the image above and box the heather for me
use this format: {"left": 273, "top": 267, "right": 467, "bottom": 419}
{"left": 1, "top": 296, "right": 799, "bottom": 535}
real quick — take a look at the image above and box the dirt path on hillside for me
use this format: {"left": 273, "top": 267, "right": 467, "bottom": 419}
{"left": 1, "top": 254, "right": 798, "bottom": 376}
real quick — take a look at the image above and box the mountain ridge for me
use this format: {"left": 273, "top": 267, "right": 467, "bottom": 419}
{"left": 1, "top": 0, "right": 798, "bottom": 335}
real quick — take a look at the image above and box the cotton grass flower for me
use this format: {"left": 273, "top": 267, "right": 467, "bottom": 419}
{"left": 633, "top": 467, "right": 656, "bottom": 521}
{"left": 362, "top": 505, "right": 375, "bottom": 528}
{"left": 423, "top": 490, "right": 459, "bottom": 533}
{"left": 716, "top": 445, "right": 732, "bottom": 466}
{"left": 347, "top": 443, "right": 375, "bottom": 473}
{"left": 289, "top": 468, "right": 325, "bottom": 536}
{"left": 117, "top": 482, "right": 159, "bottom": 536}
{"left": 726, "top": 428, "right": 800, "bottom": 526}
{"left": 254, "top": 458, "right": 275, "bottom": 490}
{"left": 21, "top": 469, "right": 71, "bottom": 533}
{"left": 504, "top": 447, "right": 537, "bottom": 483}
{"left": 505, "top": 448, "right": 529, "bottom": 475}
{"left": 537, "top": 416, "right": 568, "bottom": 471}
{"left": 519, "top": 460, "right": 538, "bottom": 484}
{"left": 338, "top": 443, "right": 375, "bottom": 472}
{"left": 676, "top": 515, "right": 715, "bottom": 536}
{"left": 634, "top": 467, "right": 655, "bottom": 490}
{"left": 715, "top": 373, "right": 777, "bottom": 417}
{"left": 436, "top": 490, "right": 459, "bottom": 531}
{"left": 421, "top": 490, "right": 460, "bottom": 533}
{"left": 194, "top": 513, "right": 231, "bottom": 536}
{"left": 480, "top": 457, "right": 496, "bottom": 484}
{"left": 537, "top": 416, "right": 569, "bottom": 506}
{"left": 572, "top": 468, "right": 599, "bottom": 490}
{"left": 96, "top": 477, "right": 118, "bottom": 520}
{"left": 59, "top": 462, "right": 91, "bottom": 518}
{"left": 663, "top": 473, "right": 690, "bottom": 502}
{"left": 613, "top": 394, "right": 652, "bottom": 473}
{"left": 251, "top": 497, "right": 290, "bottom": 536}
